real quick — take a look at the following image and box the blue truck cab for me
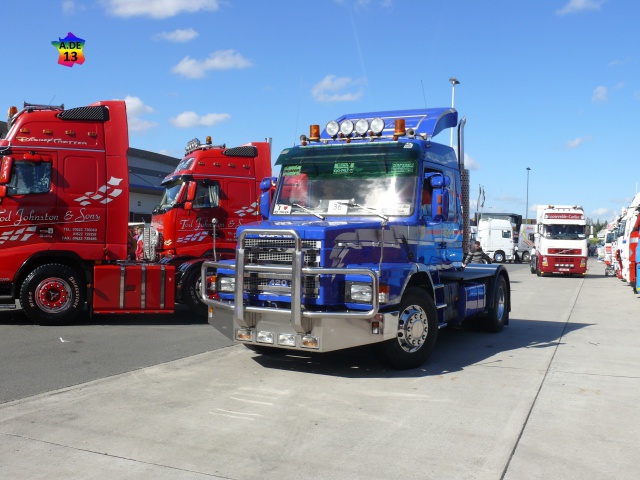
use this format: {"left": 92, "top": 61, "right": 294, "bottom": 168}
{"left": 202, "top": 108, "right": 510, "bottom": 369}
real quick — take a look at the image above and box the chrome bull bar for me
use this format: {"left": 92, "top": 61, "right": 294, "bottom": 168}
{"left": 201, "top": 228, "right": 379, "bottom": 334}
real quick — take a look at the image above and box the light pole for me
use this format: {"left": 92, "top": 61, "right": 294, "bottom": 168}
{"left": 449, "top": 77, "right": 460, "bottom": 147}
{"left": 525, "top": 167, "right": 531, "bottom": 224}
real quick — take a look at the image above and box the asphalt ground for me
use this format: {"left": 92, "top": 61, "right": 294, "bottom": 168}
{"left": 1, "top": 260, "right": 638, "bottom": 479}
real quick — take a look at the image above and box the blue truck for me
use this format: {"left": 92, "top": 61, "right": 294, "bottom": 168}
{"left": 201, "top": 108, "right": 511, "bottom": 369}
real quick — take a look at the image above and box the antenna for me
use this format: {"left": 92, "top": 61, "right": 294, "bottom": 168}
{"left": 421, "top": 80, "right": 427, "bottom": 108}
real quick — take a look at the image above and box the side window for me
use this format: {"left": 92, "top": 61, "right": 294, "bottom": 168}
{"left": 192, "top": 182, "right": 219, "bottom": 209}
{"left": 502, "top": 230, "right": 511, "bottom": 239}
{"left": 7, "top": 162, "right": 52, "bottom": 195}
{"left": 421, "top": 169, "right": 440, "bottom": 217}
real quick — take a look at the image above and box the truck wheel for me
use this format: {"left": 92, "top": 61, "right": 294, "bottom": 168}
{"left": 183, "top": 269, "right": 208, "bottom": 317}
{"left": 521, "top": 251, "right": 530, "bottom": 262}
{"left": 493, "top": 251, "right": 505, "bottom": 263}
{"left": 485, "top": 275, "right": 509, "bottom": 333}
{"left": 530, "top": 256, "right": 537, "bottom": 274}
{"left": 382, "top": 287, "right": 438, "bottom": 369}
{"left": 19, "top": 264, "right": 85, "bottom": 325}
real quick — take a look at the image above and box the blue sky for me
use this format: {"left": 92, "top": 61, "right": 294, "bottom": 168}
{"left": 2, "top": 0, "right": 638, "bottom": 223}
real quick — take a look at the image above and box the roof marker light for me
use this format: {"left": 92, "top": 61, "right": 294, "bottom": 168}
{"left": 340, "top": 119, "right": 354, "bottom": 136}
{"left": 370, "top": 117, "right": 385, "bottom": 135}
{"left": 326, "top": 120, "right": 340, "bottom": 137}
{"left": 355, "top": 119, "right": 369, "bottom": 136}
{"left": 393, "top": 119, "right": 406, "bottom": 139}
{"left": 309, "top": 124, "right": 320, "bottom": 141}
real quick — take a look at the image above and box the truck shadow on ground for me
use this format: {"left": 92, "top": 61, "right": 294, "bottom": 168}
{"left": 250, "top": 318, "right": 591, "bottom": 379}
{"left": 0, "top": 305, "right": 208, "bottom": 326}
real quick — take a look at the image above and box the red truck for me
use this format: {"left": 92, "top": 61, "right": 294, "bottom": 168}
{"left": 0, "top": 100, "right": 272, "bottom": 324}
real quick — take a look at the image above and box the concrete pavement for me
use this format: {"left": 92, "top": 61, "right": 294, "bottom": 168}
{"left": 1, "top": 260, "right": 638, "bottom": 479}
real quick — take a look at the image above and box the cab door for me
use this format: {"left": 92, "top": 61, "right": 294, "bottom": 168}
{"left": 0, "top": 151, "right": 58, "bottom": 281}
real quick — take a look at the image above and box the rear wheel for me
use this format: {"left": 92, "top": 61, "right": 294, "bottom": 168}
{"left": 20, "top": 264, "right": 85, "bottom": 325}
{"left": 485, "top": 276, "right": 509, "bottom": 332}
{"left": 382, "top": 287, "right": 438, "bottom": 369}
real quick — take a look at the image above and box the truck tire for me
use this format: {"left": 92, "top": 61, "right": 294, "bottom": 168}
{"left": 493, "top": 251, "right": 505, "bottom": 263}
{"left": 182, "top": 268, "right": 208, "bottom": 317}
{"left": 382, "top": 287, "right": 438, "bottom": 369}
{"left": 19, "top": 264, "right": 86, "bottom": 325}
{"left": 485, "top": 275, "right": 509, "bottom": 333}
{"left": 521, "top": 251, "right": 530, "bottom": 262}
{"left": 530, "top": 256, "right": 536, "bottom": 274}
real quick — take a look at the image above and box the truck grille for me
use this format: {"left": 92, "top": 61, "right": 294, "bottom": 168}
{"left": 243, "top": 238, "right": 321, "bottom": 298}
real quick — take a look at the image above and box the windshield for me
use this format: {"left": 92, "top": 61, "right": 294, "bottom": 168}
{"left": 158, "top": 179, "right": 185, "bottom": 210}
{"left": 542, "top": 224, "right": 586, "bottom": 240}
{"left": 273, "top": 149, "right": 418, "bottom": 217}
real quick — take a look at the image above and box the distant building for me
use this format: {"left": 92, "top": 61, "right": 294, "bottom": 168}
{"left": 0, "top": 120, "right": 178, "bottom": 223}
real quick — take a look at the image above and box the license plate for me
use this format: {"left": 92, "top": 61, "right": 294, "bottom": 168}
{"left": 558, "top": 268, "right": 570, "bottom": 272}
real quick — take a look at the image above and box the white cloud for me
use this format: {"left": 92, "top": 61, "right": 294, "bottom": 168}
{"left": 592, "top": 85, "right": 608, "bottom": 103}
{"left": 169, "top": 111, "right": 231, "bottom": 128}
{"left": 311, "top": 75, "right": 365, "bottom": 102}
{"left": 102, "top": 0, "right": 220, "bottom": 19}
{"left": 463, "top": 153, "right": 480, "bottom": 171}
{"left": 62, "top": 0, "right": 84, "bottom": 14}
{"left": 591, "top": 207, "right": 613, "bottom": 218}
{"left": 155, "top": 28, "right": 199, "bottom": 43}
{"left": 565, "top": 135, "right": 592, "bottom": 149}
{"left": 556, "top": 0, "right": 605, "bottom": 16}
{"left": 171, "top": 50, "right": 252, "bottom": 79}
{"left": 121, "top": 96, "right": 157, "bottom": 133}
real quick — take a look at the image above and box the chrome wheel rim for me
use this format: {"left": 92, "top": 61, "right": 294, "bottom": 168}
{"left": 397, "top": 304, "right": 429, "bottom": 353}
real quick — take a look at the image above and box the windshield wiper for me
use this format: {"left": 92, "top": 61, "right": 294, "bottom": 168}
{"left": 338, "top": 202, "right": 389, "bottom": 222}
{"left": 292, "top": 203, "right": 325, "bottom": 220}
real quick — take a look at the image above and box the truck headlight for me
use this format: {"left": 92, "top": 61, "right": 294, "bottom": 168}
{"left": 347, "top": 282, "right": 372, "bottom": 303}
{"left": 218, "top": 275, "right": 236, "bottom": 292}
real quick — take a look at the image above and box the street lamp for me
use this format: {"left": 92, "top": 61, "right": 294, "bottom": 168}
{"left": 525, "top": 167, "right": 531, "bottom": 224}
{"left": 449, "top": 77, "right": 460, "bottom": 147}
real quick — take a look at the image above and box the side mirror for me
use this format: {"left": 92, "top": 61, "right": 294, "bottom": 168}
{"left": 0, "top": 185, "right": 7, "bottom": 199}
{"left": 184, "top": 201, "right": 193, "bottom": 212}
{"left": 429, "top": 174, "right": 450, "bottom": 222}
{"left": 0, "top": 156, "right": 13, "bottom": 184}
{"left": 186, "top": 182, "right": 197, "bottom": 202}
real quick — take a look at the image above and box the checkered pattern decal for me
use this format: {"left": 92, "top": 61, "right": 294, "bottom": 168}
{"left": 0, "top": 226, "right": 37, "bottom": 245}
{"left": 73, "top": 176, "right": 123, "bottom": 206}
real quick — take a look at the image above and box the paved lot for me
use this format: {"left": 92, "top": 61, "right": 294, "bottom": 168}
{"left": 1, "top": 261, "right": 638, "bottom": 479}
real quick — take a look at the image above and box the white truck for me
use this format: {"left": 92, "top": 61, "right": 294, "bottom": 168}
{"left": 476, "top": 218, "right": 514, "bottom": 263}
{"left": 530, "top": 205, "right": 588, "bottom": 276}
{"left": 517, "top": 224, "right": 536, "bottom": 262}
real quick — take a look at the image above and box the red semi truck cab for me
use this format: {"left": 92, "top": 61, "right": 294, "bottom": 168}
{"left": 0, "top": 100, "right": 273, "bottom": 324}
{"left": 151, "top": 138, "right": 272, "bottom": 261}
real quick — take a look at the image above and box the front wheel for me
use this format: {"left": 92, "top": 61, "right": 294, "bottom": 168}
{"left": 381, "top": 287, "right": 438, "bottom": 369}
{"left": 182, "top": 268, "right": 208, "bottom": 317}
{"left": 20, "top": 264, "right": 86, "bottom": 325}
{"left": 493, "top": 251, "right": 505, "bottom": 263}
{"left": 521, "top": 251, "right": 530, "bottom": 262}
{"left": 485, "top": 275, "right": 509, "bottom": 332}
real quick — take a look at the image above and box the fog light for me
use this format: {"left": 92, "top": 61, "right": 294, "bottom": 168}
{"left": 301, "top": 335, "right": 319, "bottom": 349}
{"left": 236, "top": 328, "right": 252, "bottom": 342}
{"left": 257, "top": 331, "right": 274, "bottom": 344}
{"left": 372, "top": 321, "right": 380, "bottom": 334}
{"left": 278, "top": 333, "right": 296, "bottom": 347}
